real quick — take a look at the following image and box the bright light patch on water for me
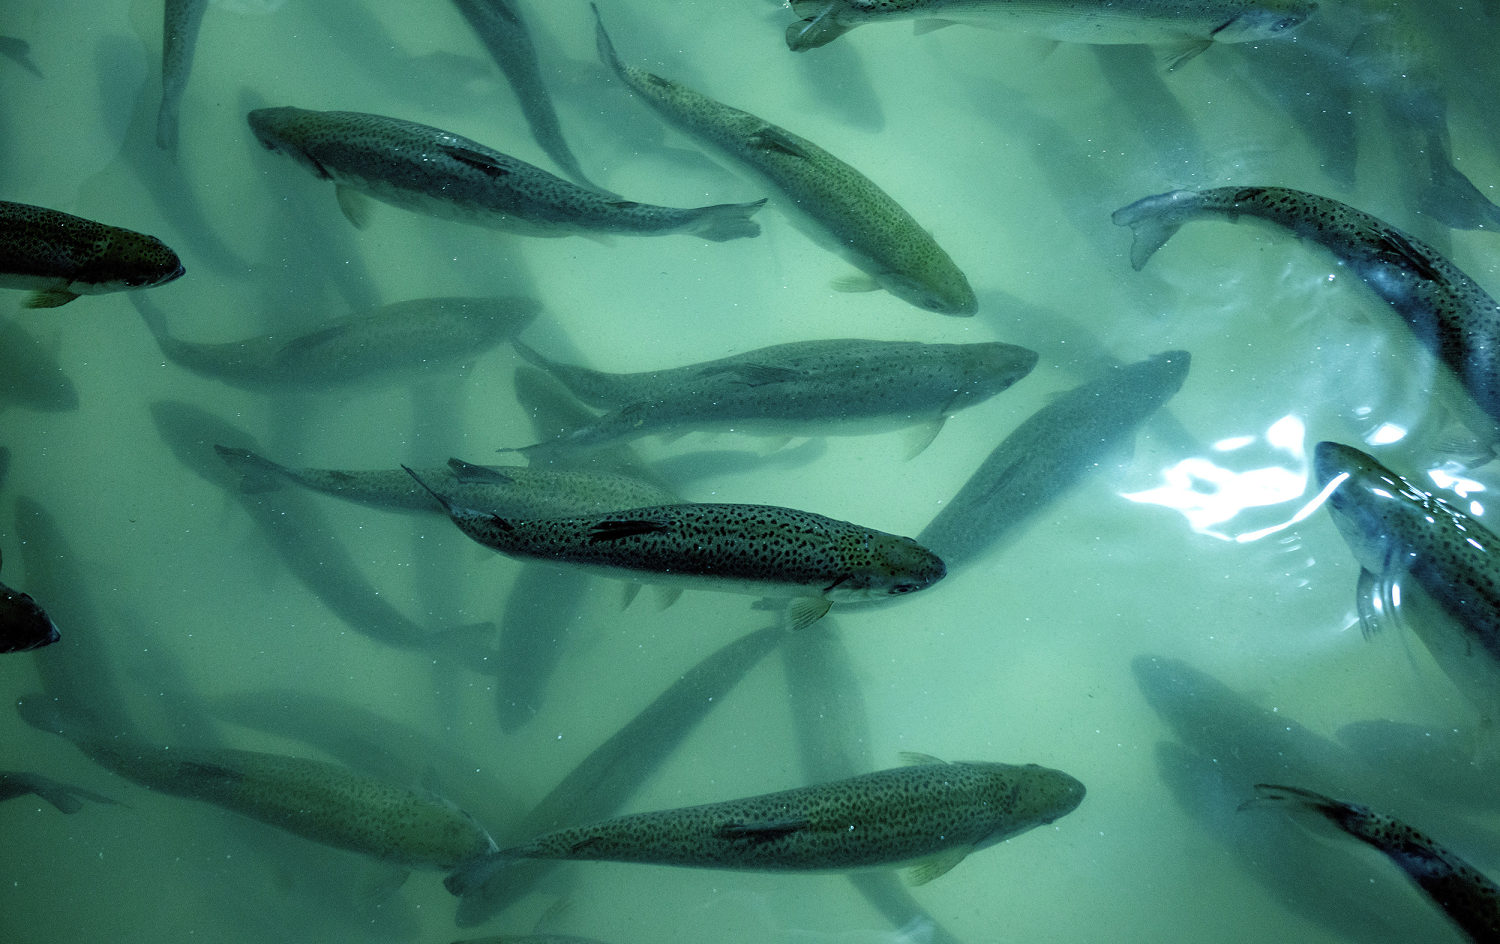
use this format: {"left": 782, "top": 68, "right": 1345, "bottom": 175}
{"left": 1430, "top": 466, "right": 1487, "bottom": 516}
{"left": 1368, "top": 422, "right": 1407, "bottom": 445}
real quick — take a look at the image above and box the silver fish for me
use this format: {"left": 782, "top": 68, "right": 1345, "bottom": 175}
{"left": 0, "top": 200, "right": 183, "bottom": 308}
{"left": 593, "top": 7, "right": 976, "bottom": 315}
{"left": 136, "top": 295, "right": 537, "bottom": 391}
{"left": 447, "top": 757, "right": 1084, "bottom": 895}
{"left": 22, "top": 699, "right": 497, "bottom": 871}
{"left": 1247, "top": 784, "right": 1500, "bottom": 944}
{"left": 785, "top": 0, "right": 1314, "bottom": 64}
{"left": 1315, "top": 441, "right": 1500, "bottom": 718}
{"left": 512, "top": 337, "right": 1038, "bottom": 456}
{"left": 247, "top": 106, "right": 764, "bottom": 241}
{"left": 1113, "top": 186, "right": 1500, "bottom": 425}
{"left": 158, "top": 0, "right": 208, "bottom": 151}
{"left": 408, "top": 469, "right": 946, "bottom": 629}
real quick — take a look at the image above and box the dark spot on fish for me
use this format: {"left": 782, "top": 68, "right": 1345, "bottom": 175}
{"left": 822, "top": 574, "right": 849, "bottom": 594}
{"left": 589, "top": 519, "right": 671, "bottom": 543}
{"left": 716, "top": 820, "right": 808, "bottom": 842}
{"left": 1231, "top": 187, "right": 1266, "bottom": 203}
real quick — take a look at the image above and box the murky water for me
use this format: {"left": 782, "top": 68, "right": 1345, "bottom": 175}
{"left": 2, "top": 1, "right": 1499, "bottom": 942}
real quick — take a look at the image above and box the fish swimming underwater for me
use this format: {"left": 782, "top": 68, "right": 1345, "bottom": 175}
{"left": 216, "top": 449, "right": 677, "bottom": 519}
{"left": 0, "top": 546, "right": 61, "bottom": 653}
{"left": 446, "top": 756, "right": 1084, "bottom": 895}
{"left": 0, "top": 770, "right": 115, "bottom": 813}
{"left": 157, "top": 0, "right": 208, "bottom": 151}
{"left": 511, "top": 337, "right": 1038, "bottom": 456}
{"left": 136, "top": 294, "right": 537, "bottom": 391}
{"left": 1246, "top": 784, "right": 1500, "bottom": 944}
{"left": 247, "top": 106, "right": 764, "bottom": 241}
{"left": 0, "top": 200, "right": 184, "bottom": 308}
{"left": 784, "top": 0, "right": 1315, "bottom": 64}
{"left": 21, "top": 697, "right": 498, "bottom": 871}
{"left": 1314, "top": 441, "right": 1500, "bottom": 720}
{"left": 1113, "top": 186, "right": 1500, "bottom": 426}
{"left": 408, "top": 468, "right": 946, "bottom": 629}
{"left": 593, "top": 7, "right": 976, "bottom": 316}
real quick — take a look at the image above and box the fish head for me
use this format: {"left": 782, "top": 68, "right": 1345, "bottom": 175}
{"left": 246, "top": 107, "right": 329, "bottom": 174}
{"left": 1314, "top": 441, "right": 1448, "bottom": 577}
{"left": 878, "top": 267, "right": 978, "bottom": 317}
{"left": 973, "top": 762, "right": 1086, "bottom": 847}
{"left": 826, "top": 535, "right": 946, "bottom": 601}
{"left": 1209, "top": 2, "right": 1316, "bottom": 43}
{"left": 960, "top": 342, "right": 1040, "bottom": 401}
{"left": 0, "top": 580, "right": 61, "bottom": 653}
{"left": 88, "top": 230, "right": 185, "bottom": 292}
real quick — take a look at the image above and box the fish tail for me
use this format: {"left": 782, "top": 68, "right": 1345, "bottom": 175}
{"left": 1243, "top": 783, "right": 1376, "bottom": 837}
{"left": 156, "top": 103, "right": 180, "bottom": 153}
{"left": 591, "top": 3, "right": 625, "bottom": 79}
{"left": 15, "top": 692, "right": 99, "bottom": 743}
{"left": 688, "top": 198, "right": 767, "bottom": 242}
{"left": 443, "top": 850, "right": 516, "bottom": 898}
{"left": 211, "top": 444, "right": 288, "bottom": 494}
{"left": 1110, "top": 191, "right": 1194, "bottom": 270}
{"left": 785, "top": 0, "right": 855, "bottom": 51}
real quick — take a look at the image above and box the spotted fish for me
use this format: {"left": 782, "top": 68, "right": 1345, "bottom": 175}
{"left": 136, "top": 294, "right": 537, "bottom": 391}
{"left": 511, "top": 337, "right": 1038, "bottom": 456}
{"left": 1247, "top": 784, "right": 1500, "bottom": 944}
{"left": 784, "top": 0, "right": 1314, "bottom": 64}
{"left": 21, "top": 697, "right": 497, "bottom": 871}
{"left": 1113, "top": 186, "right": 1500, "bottom": 425}
{"left": 1315, "top": 441, "right": 1500, "bottom": 719}
{"left": 216, "top": 449, "right": 677, "bottom": 518}
{"left": 593, "top": 7, "right": 976, "bottom": 316}
{"left": 0, "top": 546, "right": 61, "bottom": 653}
{"left": 0, "top": 201, "right": 184, "bottom": 308}
{"left": 446, "top": 756, "right": 1084, "bottom": 896}
{"left": 408, "top": 468, "right": 946, "bottom": 629}
{"left": 247, "top": 106, "right": 764, "bottom": 241}
{"left": 157, "top": 0, "right": 208, "bottom": 151}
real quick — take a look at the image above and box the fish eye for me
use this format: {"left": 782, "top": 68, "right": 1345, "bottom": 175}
{"left": 888, "top": 584, "right": 918, "bottom": 595}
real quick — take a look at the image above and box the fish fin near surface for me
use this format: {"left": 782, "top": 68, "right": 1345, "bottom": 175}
{"left": 335, "top": 185, "right": 373, "bottom": 229}
{"left": 689, "top": 199, "right": 767, "bottom": 243}
{"left": 1111, "top": 198, "right": 1184, "bottom": 271}
{"left": 903, "top": 418, "right": 945, "bottom": 459}
{"left": 444, "top": 850, "right": 516, "bottom": 897}
{"left": 904, "top": 845, "right": 971, "bottom": 886}
{"left": 24, "top": 289, "right": 79, "bottom": 309}
{"left": 446, "top": 457, "right": 516, "bottom": 486}
{"left": 402, "top": 465, "right": 460, "bottom": 516}
{"left": 1353, "top": 567, "right": 1402, "bottom": 641}
{"left": 787, "top": 597, "right": 833, "bottom": 630}
{"left": 716, "top": 818, "right": 811, "bottom": 841}
{"left": 831, "top": 272, "right": 881, "bottom": 293}
{"left": 620, "top": 582, "right": 643, "bottom": 609}
{"left": 589, "top": 519, "right": 671, "bottom": 542}
{"left": 785, "top": 1, "right": 855, "bottom": 52}
{"left": 653, "top": 585, "right": 683, "bottom": 610}
{"left": 212, "top": 444, "right": 289, "bottom": 494}
{"left": 1161, "top": 40, "right": 1212, "bottom": 71}
{"left": 898, "top": 751, "right": 948, "bottom": 767}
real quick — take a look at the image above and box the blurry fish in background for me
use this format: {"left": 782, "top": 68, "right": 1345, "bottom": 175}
{"left": 593, "top": 6, "right": 977, "bottom": 316}
{"left": 0, "top": 319, "right": 78, "bottom": 411}
{"left": 450, "top": 0, "right": 604, "bottom": 192}
{"left": 1336, "top": 719, "right": 1498, "bottom": 811}
{"left": 134, "top": 294, "right": 537, "bottom": 391}
{"left": 1090, "top": 44, "right": 1206, "bottom": 174}
{"left": 19, "top": 696, "right": 501, "bottom": 873}
{"left": 0, "top": 770, "right": 115, "bottom": 812}
{"left": 156, "top": 0, "right": 208, "bottom": 152}
{"left": 447, "top": 756, "right": 1085, "bottom": 896}
{"left": 456, "top": 621, "right": 791, "bottom": 924}
{"left": 410, "top": 472, "right": 947, "bottom": 630}
{"left": 0, "top": 36, "right": 42, "bottom": 77}
{"left": 0, "top": 544, "right": 61, "bottom": 653}
{"left": 510, "top": 337, "right": 1037, "bottom": 458}
{"left": 919, "top": 351, "right": 1190, "bottom": 571}
{"left": 0, "top": 200, "right": 183, "bottom": 308}
{"left": 1114, "top": 186, "right": 1500, "bottom": 429}
{"left": 1246, "top": 784, "right": 1500, "bottom": 944}
{"left": 781, "top": 0, "right": 1316, "bottom": 67}
{"left": 247, "top": 107, "right": 766, "bottom": 242}
{"left": 1315, "top": 441, "right": 1500, "bottom": 723}
{"left": 149, "top": 401, "right": 501, "bottom": 672}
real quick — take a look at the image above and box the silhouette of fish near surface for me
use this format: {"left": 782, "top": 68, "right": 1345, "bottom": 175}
{"left": 447, "top": 755, "right": 1084, "bottom": 895}
{"left": 408, "top": 468, "right": 946, "bottom": 629}
{"left": 1247, "top": 784, "right": 1500, "bottom": 944}
{"left": 0, "top": 546, "right": 61, "bottom": 653}
{"left": 0, "top": 200, "right": 184, "bottom": 308}
{"left": 248, "top": 106, "right": 764, "bottom": 241}
{"left": 593, "top": 7, "right": 976, "bottom": 315}
{"left": 512, "top": 337, "right": 1038, "bottom": 456}
{"left": 1114, "top": 186, "right": 1500, "bottom": 425}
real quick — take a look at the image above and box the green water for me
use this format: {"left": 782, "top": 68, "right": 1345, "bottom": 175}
{"left": 2, "top": 0, "right": 1499, "bottom": 942}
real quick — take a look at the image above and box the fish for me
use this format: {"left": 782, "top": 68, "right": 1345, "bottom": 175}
{"left": 450, "top": 0, "right": 604, "bottom": 191}
{"left": 157, "top": 0, "right": 209, "bottom": 151}
{"left": 0, "top": 545, "right": 61, "bottom": 653}
{"left": 593, "top": 7, "right": 977, "bottom": 316}
{"left": 0, "top": 770, "right": 115, "bottom": 813}
{"left": 0, "top": 36, "right": 43, "bottom": 77}
{"left": 214, "top": 449, "right": 677, "bottom": 519}
{"left": 783, "top": 0, "right": 1315, "bottom": 64}
{"left": 247, "top": 106, "right": 765, "bottom": 241}
{"left": 1112, "top": 186, "right": 1500, "bottom": 426}
{"left": 511, "top": 337, "right": 1038, "bottom": 456}
{"left": 135, "top": 294, "right": 537, "bottom": 391}
{"left": 1246, "top": 784, "right": 1500, "bottom": 944}
{"left": 918, "top": 351, "right": 1190, "bottom": 570}
{"left": 0, "top": 200, "right": 184, "bottom": 308}
{"left": 1314, "top": 441, "right": 1500, "bottom": 719}
{"left": 447, "top": 757, "right": 1084, "bottom": 895}
{"left": 20, "top": 697, "right": 499, "bottom": 871}
{"left": 407, "top": 470, "right": 947, "bottom": 629}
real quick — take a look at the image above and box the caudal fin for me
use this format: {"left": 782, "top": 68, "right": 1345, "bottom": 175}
{"left": 443, "top": 850, "right": 515, "bottom": 897}
{"left": 212, "top": 445, "right": 290, "bottom": 494}
{"left": 1110, "top": 191, "right": 1194, "bottom": 271}
{"left": 786, "top": 1, "right": 856, "bottom": 51}
{"left": 689, "top": 198, "right": 767, "bottom": 242}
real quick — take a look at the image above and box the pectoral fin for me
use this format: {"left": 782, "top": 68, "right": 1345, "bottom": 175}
{"left": 24, "top": 289, "right": 79, "bottom": 308}
{"left": 911, "top": 19, "right": 959, "bottom": 35}
{"left": 904, "top": 845, "right": 971, "bottom": 885}
{"left": 787, "top": 597, "right": 833, "bottom": 630}
{"left": 1162, "top": 40, "right": 1212, "bottom": 71}
{"left": 831, "top": 273, "right": 881, "bottom": 293}
{"left": 336, "top": 185, "right": 372, "bottom": 229}
{"left": 903, "top": 418, "right": 945, "bottom": 459}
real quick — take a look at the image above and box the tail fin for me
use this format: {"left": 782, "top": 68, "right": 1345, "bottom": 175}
{"left": 689, "top": 198, "right": 767, "bottom": 242}
{"left": 786, "top": 1, "right": 855, "bottom": 51}
{"left": 592, "top": 3, "right": 625, "bottom": 79}
{"left": 1110, "top": 191, "right": 1192, "bottom": 271}
{"left": 443, "top": 849, "right": 515, "bottom": 897}
{"left": 212, "top": 445, "right": 289, "bottom": 494}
